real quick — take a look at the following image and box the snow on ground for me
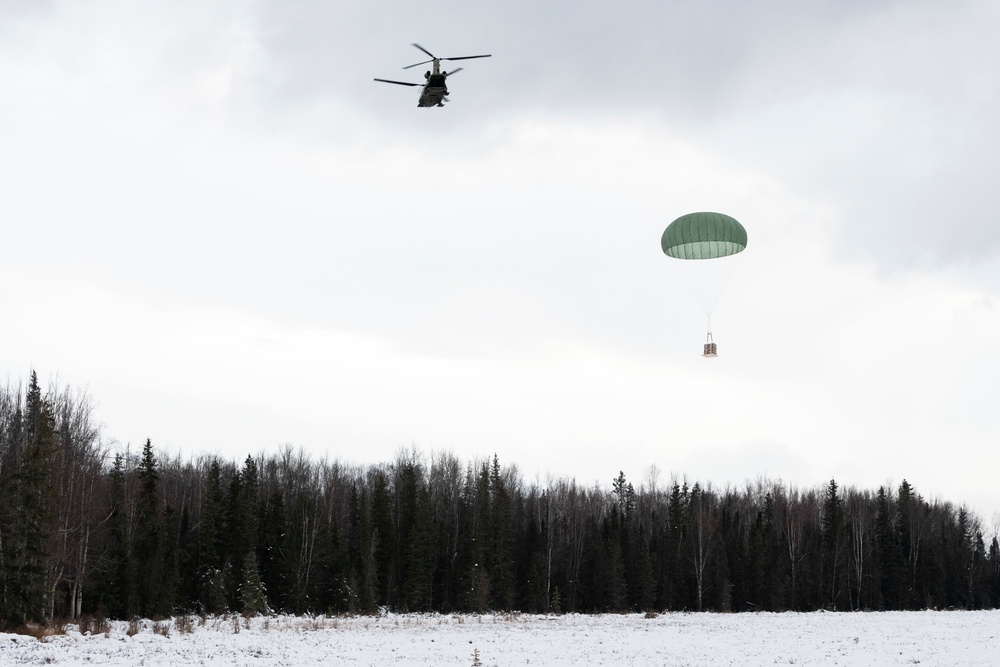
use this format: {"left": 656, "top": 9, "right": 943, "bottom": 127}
{"left": 2, "top": 610, "right": 998, "bottom": 666}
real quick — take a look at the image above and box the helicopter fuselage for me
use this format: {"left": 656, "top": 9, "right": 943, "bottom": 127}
{"left": 417, "top": 73, "right": 449, "bottom": 107}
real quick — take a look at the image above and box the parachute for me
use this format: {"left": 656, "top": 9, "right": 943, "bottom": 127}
{"left": 660, "top": 212, "right": 747, "bottom": 357}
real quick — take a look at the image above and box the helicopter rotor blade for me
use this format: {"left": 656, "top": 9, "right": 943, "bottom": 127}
{"left": 442, "top": 54, "right": 492, "bottom": 62}
{"left": 401, "top": 45, "right": 490, "bottom": 69}
{"left": 374, "top": 78, "right": 420, "bottom": 87}
{"left": 411, "top": 43, "right": 436, "bottom": 59}
{"left": 443, "top": 67, "right": 463, "bottom": 77}
{"left": 402, "top": 58, "right": 435, "bottom": 70}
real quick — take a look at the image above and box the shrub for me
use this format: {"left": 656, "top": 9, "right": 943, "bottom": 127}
{"left": 10, "top": 621, "right": 66, "bottom": 640}
{"left": 174, "top": 615, "right": 194, "bottom": 634}
{"left": 79, "top": 614, "right": 110, "bottom": 636}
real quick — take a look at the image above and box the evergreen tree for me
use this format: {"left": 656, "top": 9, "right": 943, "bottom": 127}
{"left": 972, "top": 531, "right": 987, "bottom": 609}
{"left": 241, "top": 456, "right": 261, "bottom": 553}
{"left": 199, "top": 460, "right": 227, "bottom": 613}
{"left": 224, "top": 469, "right": 247, "bottom": 604}
{"left": 238, "top": 457, "right": 261, "bottom": 602}
{"left": 458, "top": 463, "right": 491, "bottom": 612}
{"left": 0, "top": 395, "right": 57, "bottom": 625}
{"left": 240, "top": 550, "right": 269, "bottom": 615}
{"left": 875, "top": 486, "right": 901, "bottom": 609}
{"left": 204, "top": 567, "right": 228, "bottom": 615}
{"left": 821, "top": 479, "right": 846, "bottom": 609}
{"left": 760, "top": 492, "right": 782, "bottom": 609}
{"left": 895, "top": 480, "right": 919, "bottom": 608}
{"left": 314, "top": 506, "right": 349, "bottom": 613}
{"left": 258, "top": 490, "right": 288, "bottom": 612}
{"left": 664, "top": 481, "right": 689, "bottom": 610}
{"left": 177, "top": 506, "right": 197, "bottom": 610}
{"left": 989, "top": 537, "right": 1000, "bottom": 608}
{"left": 599, "top": 517, "right": 627, "bottom": 611}
{"left": 517, "top": 493, "right": 549, "bottom": 613}
{"left": 159, "top": 504, "right": 182, "bottom": 615}
{"left": 746, "top": 509, "right": 770, "bottom": 609}
{"left": 716, "top": 498, "right": 742, "bottom": 611}
{"left": 627, "top": 522, "right": 656, "bottom": 611}
{"left": 100, "top": 453, "right": 131, "bottom": 618}
{"left": 22, "top": 371, "right": 42, "bottom": 450}
{"left": 489, "top": 456, "right": 515, "bottom": 610}
{"left": 612, "top": 472, "right": 634, "bottom": 515}
{"left": 135, "top": 439, "right": 162, "bottom": 617}
{"left": 370, "top": 470, "right": 395, "bottom": 608}
{"left": 398, "top": 461, "right": 434, "bottom": 611}
{"left": 349, "top": 484, "right": 379, "bottom": 614}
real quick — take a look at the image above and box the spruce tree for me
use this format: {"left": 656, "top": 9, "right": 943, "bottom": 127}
{"left": 875, "top": 486, "right": 899, "bottom": 608}
{"left": 466, "top": 462, "right": 491, "bottom": 612}
{"left": 599, "top": 518, "right": 627, "bottom": 611}
{"left": 369, "top": 470, "right": 395, "bottom": 608}
{"left": 199, "top": 460, "right": 227, "bottom": 613}
{"left": 821, "top": 479, "right": 846, "bottom": 609}
{"left": 101, "top": 453, "right": 131, "bottom": 618}
{"left": 224, "top": 469, "right": 247, "bottom": 604}
{"left": 158, "top": 505, "right": 182, "bottom": 616}
{"left": 518, "top": 496, "right": 549, "bottom": 613}
{"left": 240, "top": 456, "right": 260, "bottom": 553}
{"left": 135, "top": 439, "right": 162, "bottom": 617}
{"left": 989, "top": 537, "right": 1000, "bottom": 607}
{"left": 0, "top": 395, "right": 57, "bottom": 625}
{"left": 627, "top": 522, "right": 655, "bottom": 612}
{"left": 399, "top": 461, "right": 434, "bottom": 611}
{"left": 258, "top": 490, "right": 288, "bottom": 612}
{"left": 895, "top": 480, "right": 917, "bottom": 608}
{"left": 351, "top": 486, "right": 379, "bottom": 614}
{"left": 240, "top": 550, "right": 269, "bottom": 616}
{"left": 22, "top": 371, "right": 42, "bottom": 450}
{"left": 665, "top": 481, "right": 688, "bottom": 610}
{"left": 489, "top": 456, "right": 514, "bottom": 610}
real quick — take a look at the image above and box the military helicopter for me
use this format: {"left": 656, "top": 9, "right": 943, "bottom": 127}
{"left": 374, "top": 43, "right": 491, "bottom": 107}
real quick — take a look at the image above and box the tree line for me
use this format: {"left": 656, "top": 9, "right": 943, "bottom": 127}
{"left": 2, "top": 373, "right": 998, "bottom": 627}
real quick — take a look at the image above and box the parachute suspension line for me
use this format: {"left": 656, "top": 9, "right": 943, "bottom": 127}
{"left": 667, "top": 250, "right": 743, "bottom": 319}
{"left": 704, "top": 250, "right": 742, "bottom": 316}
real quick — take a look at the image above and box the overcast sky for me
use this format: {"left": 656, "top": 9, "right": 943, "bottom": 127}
{"left": 3, "top": 0, "right": 999, "bottom": 520}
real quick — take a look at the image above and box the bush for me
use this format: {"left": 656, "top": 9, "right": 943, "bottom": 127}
{"left": 10, "top": 621, "right": 66, "bottom": 640}
{"left": 79, "top": 614, "right": 111, "bottom": 636}
{"left": 174, "top": 615, "right": 194, "bottom": 634}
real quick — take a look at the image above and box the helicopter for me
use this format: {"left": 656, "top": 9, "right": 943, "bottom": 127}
{"left": 374, "top": 43, "right": 491, "bottom": 107}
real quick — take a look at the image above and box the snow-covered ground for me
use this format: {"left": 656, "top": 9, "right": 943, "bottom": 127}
{"left": 2, "top": 610, "right": 998, "bottom": 666}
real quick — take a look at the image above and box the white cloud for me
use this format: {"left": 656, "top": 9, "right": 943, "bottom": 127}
{"left": 2, "top": 0, "right": 999, "bottom": 521}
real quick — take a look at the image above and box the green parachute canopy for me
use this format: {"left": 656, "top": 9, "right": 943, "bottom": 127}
{"left": 660, "top": 212, "right": 747, "bottom": 260}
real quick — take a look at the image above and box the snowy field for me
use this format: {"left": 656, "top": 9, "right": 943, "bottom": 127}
{"left": 2, "top": 610, "right": 998, "bottom": 666}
